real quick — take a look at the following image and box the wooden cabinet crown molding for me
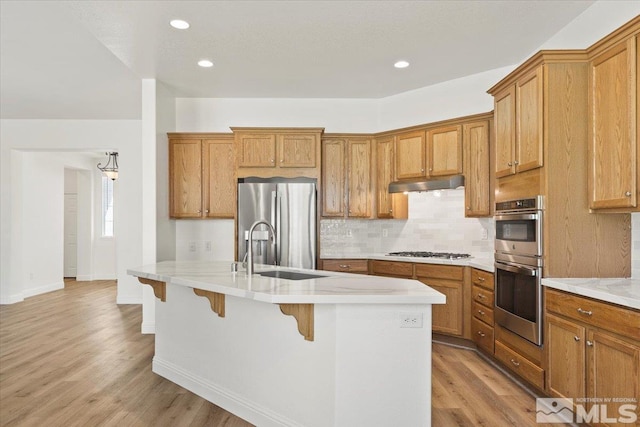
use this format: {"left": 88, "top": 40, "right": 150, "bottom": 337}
{"left": 167, "top": 132, "right": 233, "bottom": 139}
{"left": 230, "top": 127, "right": 325, "bottom": 134}
{"left": 373, "top": 111, "right": 494, "bottom": 139}
{"left": 587, "top": 15, "right": 640, "bottom": 58}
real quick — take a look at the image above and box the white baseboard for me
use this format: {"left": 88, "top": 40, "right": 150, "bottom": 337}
{"left": 116, "top": 295, "right": 142, "bottom": 304}
{"left": 0, "top": 294, "right": 24, "bottom": 305}
{"left": 75, "top": 275, "right": 93, "bottom": 281}
{"left": 22, "top": 281, "right": 64, "bottom": 299}
{"left": 152, "top": 357, "right": 298, "bottom": 427}
{"left": 141, "top": 322, "right": 155, "bottom": 334}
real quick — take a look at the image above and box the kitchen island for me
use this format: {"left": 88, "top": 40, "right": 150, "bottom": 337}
{"left": 128, "top": 261, "right": 445, "bottom": 427}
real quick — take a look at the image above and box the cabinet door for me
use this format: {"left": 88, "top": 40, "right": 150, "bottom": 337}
{"left": 202, "top": 139, "right": 235, "bottom": 218}
{"left": 376, "top": 137, "right": 408, "bottom": 219}
{"left": 463, "top": 121, "right": 491, "bottom": 217}
{"left": 396, "top": 130, "right": 426, "bottom": 179}
{"left": 169, "top": 139, "right": 203, "bottom": 218}
{"left": 347, "top": 139, "right": 372, "bottom": 218}
{"left": 546, "top": 314, "right": 586, "bottom": 399}
{"left": 587, "top": 330, "right": 640, "bottom": 425}
{"left": 427, "top": 125, "right": 462, "bottom": 176}
{"left": 278, "top": 134, "right": 317, "bottom": 168}
{"left": 516, "top": 66, "right": 544, "bottom": 174}
{"left": 237, "top": 134, "right": 276, "bottom": 167}
{"left": 589, "top": 38, "right": 637, "bottom": 209}
{"left": 421, "top": 279, "right": 463, "bottom": 336}
{"left": 321, "top": 139, "right": 346, "bottom": 217}
{"left": 494, "top": 86, "right": 516, "bottom": 178}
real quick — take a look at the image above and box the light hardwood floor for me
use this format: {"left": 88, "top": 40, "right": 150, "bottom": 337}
{"left": 1, "top": 280, "right": 566, "bottom": 426}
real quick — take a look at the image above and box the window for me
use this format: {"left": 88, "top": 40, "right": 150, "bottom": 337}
{"left": 102, "top": 176, "right": 114, "bottom": 237}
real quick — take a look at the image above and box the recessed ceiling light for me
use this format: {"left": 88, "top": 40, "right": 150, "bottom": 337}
{"left": 394, "top": 60, "right": 410, "bottom": 69}
{"left": 170, "top": 19, "right": 190, "bottom": 30}
{"left": 198, "top": 59, "right": 214, "bottom": 68}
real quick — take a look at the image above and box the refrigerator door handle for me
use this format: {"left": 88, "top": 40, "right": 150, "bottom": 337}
{"left": 271, "top": 191, "right": 280, "bottom": 265}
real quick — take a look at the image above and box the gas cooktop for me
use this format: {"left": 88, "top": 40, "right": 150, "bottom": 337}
{"left": 386, "top": 251, "right": 471, "bottom": 260}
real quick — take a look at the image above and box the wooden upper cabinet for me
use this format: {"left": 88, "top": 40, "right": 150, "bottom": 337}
{"left": 277, "top": 134, "right": 316, "bottom": 168}
{"left": 427, "top": 125, "right": 462, "bottom": 176}
{"left": 321, "top": 137, "right": 372, "bottom": 218}
{"left": 492, "top": 66, "right": 543, "bottom": 179}
{"left": 395, "top": 130, "right": 426, "bottom": 179}
{"left": 589, "top": 36, "right": 638, "bottom": 210}
{"left": 347, "top": 139, "right": 372, "bottom": 218}
{"left": 375, "top": 136, "right": 408, "bottom": 219}
{"left": 236, "top": 134, "right": 276, "bottom": 167}
{"left": 494, "top": 85, "right": 516, "bottom": 178}
{"left": 233, "top": 128, "right": 323, "bottom": 179}
{"left": 202, "top": 139, "right": 236, "bottom": 218}
{"left": 321, "top": 139, "right": 346, "bottom": 217}
{"left": 169, "top": 135, "right": 236, "bottom": 219}
{"left": 463, "top": 120, "right": 491, "bottom": 217}
{"left": 170, "top": 139, "right": 203, "bottom": 218}
{"left": 516, "top": 66, "right": 544, "bottom": 174}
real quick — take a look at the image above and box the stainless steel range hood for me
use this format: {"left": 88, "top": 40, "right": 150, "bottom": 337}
{"left": 388, "top": 174, "right": 464, "bottom": 193}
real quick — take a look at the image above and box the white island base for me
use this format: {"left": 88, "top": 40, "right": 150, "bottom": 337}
{"left": 129, "top": 261, "right": 444, "bottom": 427}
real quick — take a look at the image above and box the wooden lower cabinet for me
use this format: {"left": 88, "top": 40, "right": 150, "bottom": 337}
{"left": 320, "top": 259, "right": 369, "bottom": 275}
{"left": 415, "top": 264, "right": 465, "bottom": 337}
{"left": 369, "top": 260, "right": 413, "bottom": 278}
{"left": 545, "top": 288, "right": 640, "bottom": 426}
{"left": 471, "top": 268, "right": 494, "bottom": 354}
{"left": 494, "top": 323, "right": 545, "bottom": 391}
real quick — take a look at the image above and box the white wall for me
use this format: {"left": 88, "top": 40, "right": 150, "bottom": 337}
{"left": 0, "top": 119, "right": 142, "bottom": 304}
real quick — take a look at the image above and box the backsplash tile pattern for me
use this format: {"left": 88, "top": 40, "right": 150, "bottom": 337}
{"left": 320, "top": 189, "right": 494, "bottom": 259}
{"left": 632, "top": 213, "right": 640, "bottom": 278}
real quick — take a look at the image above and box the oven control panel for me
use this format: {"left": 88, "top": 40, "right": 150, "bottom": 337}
{"left": 495, "top": 195, "right": 544, "bottom": 213}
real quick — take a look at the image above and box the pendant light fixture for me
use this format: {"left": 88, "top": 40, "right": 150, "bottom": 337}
{"left": 97, "top": 152, "right": 119, "bottom": 180}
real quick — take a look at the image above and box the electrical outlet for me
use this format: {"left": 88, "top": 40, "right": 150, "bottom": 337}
{"left": 382, "top": 229, "right": 388, "bottom": 237}
{"left": 399, "top": 313, "right": 423, "bottom": 328}
{"left": 205, "top": 241, "right": 212, "bottom": 252}
{"left": 189, "top": 242, "right": 197, "bottom": 252}
{"left": 481, "top": 228, "right": 488, "bottom": 240}
{"left": 346, "top": 229, "right": 353, "bottom": 238}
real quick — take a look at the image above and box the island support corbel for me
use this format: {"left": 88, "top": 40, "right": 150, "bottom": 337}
{"left": 279, "top": 304, "right": 314, "bottom": 341}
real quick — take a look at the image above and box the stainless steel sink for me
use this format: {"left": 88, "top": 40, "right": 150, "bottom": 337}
{"left": 257, "top": 270, "right": 327, "bottom": 281}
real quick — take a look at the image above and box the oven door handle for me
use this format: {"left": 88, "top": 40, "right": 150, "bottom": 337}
{"left": 495, "top": 213, "right": 539, "bottom": 221}
{"left": 495, "top": 262, "right": 538, "bottom": 276}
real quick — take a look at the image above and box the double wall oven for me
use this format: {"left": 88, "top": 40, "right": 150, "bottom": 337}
{"left": 494, "top": 196, "right": 544, "bottom": 346}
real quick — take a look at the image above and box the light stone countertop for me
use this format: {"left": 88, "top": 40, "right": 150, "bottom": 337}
{"left": 542, "top": 278, "right": 640, "bottom": 310}
{"left": 321, "top": 253, "right": 495, "bottom": 273}
{"left": 128, "top": 260, "right": 446, "bottom": 305}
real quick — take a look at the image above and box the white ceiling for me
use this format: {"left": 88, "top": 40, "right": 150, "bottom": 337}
{"left": 0, "top": 0, "right": 596, "bottom": 120}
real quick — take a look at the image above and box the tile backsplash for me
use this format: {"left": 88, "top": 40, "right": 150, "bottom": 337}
{"left": 320, "top": 189, "right": 494, "bottom": 259}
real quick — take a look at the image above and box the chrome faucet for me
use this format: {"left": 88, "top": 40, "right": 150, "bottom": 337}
{"left": 246, "top": 220, "right": 276, "bottom": 276}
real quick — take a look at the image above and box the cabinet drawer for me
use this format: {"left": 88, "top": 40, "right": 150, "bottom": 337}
{"left": 322, "top": 259, "right": 368, "bottom": 274}
{"left": 472, "top": 284, "right": 494, "bottom": 307}
{"left": 495, "top": 341, "right": 545, "bottom": 390}
{"left": 472, "top": 269, "right": 494, "bottom": 290}
{"left": 414, "top": 264, "right": 463, "bottom": 281}
{"left": 472, "top": 300, "right": 494, "bottom": 325}
{"left": 472, "top": 317, "right": 494, "bottom": 354}
{"left": 370, "top": 260, "right": 413, "bottom": 278}
{"left": 546, "top": 289, "right": 640, "bottom": 340}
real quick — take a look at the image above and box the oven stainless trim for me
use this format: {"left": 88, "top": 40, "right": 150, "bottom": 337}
{"left": 495, "top": 252, "right": 543, "bottom": 267}
{"left": 494, "top": 261, "right": 543, "bottom": 346}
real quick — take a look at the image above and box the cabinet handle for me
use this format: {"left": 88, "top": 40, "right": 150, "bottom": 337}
{"left": 389, "top": 209, "right": 393, "bottom": 213}
{"left": 205, "top": 209, "right": 209, "bottom": 213}
{"left": 280, "top": 159, "right": 284, "bottom": 163}
{"left": 197, "top": 210, "right": 201, "bottom": 213}
{"left": 514, "top": 160, "right": 519, "bottom": 166}
{"left": 625, "top": 191, "right": 632, "bottom": 197}
{"left": 510, "top": 359, "right": 520, "bottom": 367}
{"left": 477, "top": 310, "right": 485, "bottom": 316}
{"left": 421, "top": 168, "right": 425, "bottom": 173}
{"left": 477, "top": 331, "right": 486, "bottom": 337}
{"left": 270, "top": 159, "right": 275, "bottom": 163}
{"left": 586, "top": 340, "right": 594, "bottom": 347}
{"left": 574, "top": 335, "right": 580, "bottom": 342}
{"left": 467, "top": 206, "right": 471, "bottom": 210}
{"left": 507, "top": 162, "right": 513, "bottom": 167}
{"left": 477, "top": 293, "right": 486, "bottom": 299}
{"left": 339, "top": 264, "right": 350, "bottom": 269}
{"left": 429, "top": 167, "right": 433, "bottom": 172}
{"left": 577, "top": 308, "right": 593, "bottom": 316}
{"left": 478, "top": 277, "right": 485, "bottom": 282}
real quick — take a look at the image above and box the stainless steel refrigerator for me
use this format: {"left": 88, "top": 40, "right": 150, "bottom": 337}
{"left": 237, "top": 178, "right": 317, "bottom": 270}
